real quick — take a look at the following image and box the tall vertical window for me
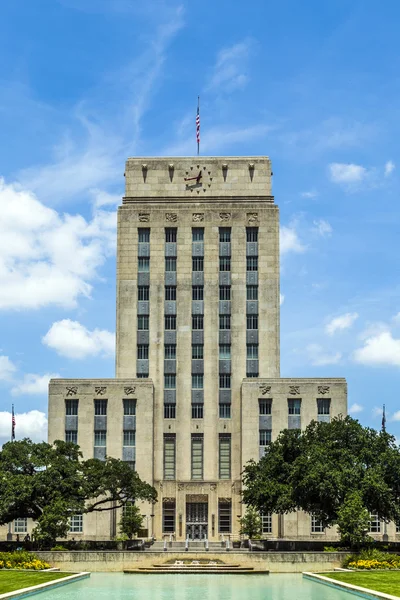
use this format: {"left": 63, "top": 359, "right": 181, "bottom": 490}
{"left": 138, "top": 257, "right": 150, "bottom": 272}
{"left": 192, "top": 257, "right": 204, "bottom": 271}
{"left": 123, "top": 399, "right": 136, "bottom": 415}
{"left": 69, "top": 514, "right": 83, "bottom": 533}
{"left": 247, "top": 286, "right": 258, "bottom": 300}
{"left": 65, "top": 430, "right": 78, "bottom": 444}
{"left": 165, "top": 286, "right": 176, "bottom": 301}
{"left": 138, "top": 315, "right": 149, "bottom": 330}
{"left": 369, "top": 514, "right": 381, "bottom": 533}
{"left": 164, "top": 404, "right": 176, "bottom": 419}
{"left": 164, "top": 345, "right": 176, "bottom": 359}
{"left": 164, "top": 434, "right": 176, "bottom": 480}
{"left": 219, "top": 345, "right": 231, "bottom": 359}
{"left": 261, "top": 513, "right": 272, "bottom": 534}
{"left": 192, "top": 345, "right": 203, "bottom": 359}
{"left": 219, "top": 434, "right": 231, "bottom": 479}
{"left": 219, "top": 374, "right": 231, "bottom": 389}
{"left": 259, "top": 430, "right": 271, "bottom": 447}
{"left": 259, "top": 399, "right": 272, "bottom": 415}
{"left": 191, "top": 374, "right": 204, "bottom": 389}
{"left": 246, "top": 257, "right": 258, "bottom": 271}
{"left": 246, "top": 344, "right": 258, "bottom": 358}
{"left": 192, "top": 404, "right": 204, "bottom": 419}
{"left": 138, "top": 286, "right": 149, "bottom": 301}
{"left": 246, "top": 315, "right": 258, "bottom": 329}
{"left": 219, "top": 315, "right": 231, "bottom": 330}
{"left": 94, "top": 399, "right": 107, "bottom": 415}
{"left": 138, "top": 228, "right": 150, "bottom": 243}
{"left": 311, "top": 514, "right": 324, "bottom": 533}
{"left": 192, "top": 228, "right": 204, "bottom": 241}
{"left": 65, "top": 399, "right": 78, "bottom": 415}
{"left": 164, "top": 374, "right": 176, "bottom": 389}
{"left": 219, "top": 403, "right": 231, "bottom": 419}
{"left": 288, "top": 399, "right": 301, "bottom": 415}
{"left": 192, "top": 315, "right": 204, "bottom": 330}
{"left": 163, "top": 501, "right": 176, "bottom": 533}
{"left": 246, "top": 228, "right": 258, "bottom": 242}
{"left": 94, "top": 431, "right": 106, "bottom": 447}
{"left": 123, "top": 431, "right": 135, "bottom": 447}
{"left": 219, "top": 286, "right": 231, "bottom": 300}
{"left": 165, "top": 315, "right": 177, "bottom": 330}
{"left": 317, "top": 398, "right": 331, "bottom": 415}
{"left": 165, "top": 228, "right": 177, "bottom": 242}
{"left": 192, "top": 286, "right": 204, "bottom": 300}
{"left": 219, "top": 228, "right": 231, "bottom": 243}
{"left": 165, "top": 257, "right": 177, "bottom": 271}
{"left": 218, "top": 501, "right": 231, "bottom": 533}
{"left": 137, "top": 345, "right": 149, "bottom": 359}
{"left": 191, "top": 434, "right": 203, "bottom": 480}
{"left": 219, "top": 257, "right": 231, "bottom": 271}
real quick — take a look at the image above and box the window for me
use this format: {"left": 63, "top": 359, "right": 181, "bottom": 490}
{"left": 247, "top": 344, "right": 258, "bottom": 359}
{"left": 164, "top": 374, "right": 176, "bottom": 389}
{"left": 163, "top": 501, "right": 175, "bottom": 533}
{"left": 138, "top": 315, "right": 149, "bottom": 330}
{"left": 137, "top": 345, "right": 149, "bottom": 359}
{"left": 65, "top": 399, "right": 78, "bottom": 416}
{"left": 219, "top": 434, "right": 231, "bottom": 479}
{"left": 123, "top": 430, "right": 135, "bottom": 447}
{"left": 94, "top": 430, "right": 106, "bottom": 447}
{"left": 219, "top": 286, "right": 231, "bottom": 301}
{"left": 191, "top": 435, "right": 203, "bottom": 480}
{"left": 138, "top": 286, "right": 149, "bottom": 301}
{"left": 138, "top": 257, "right": 150, "bottom": 272}
{"left": 246, "top": 228, "right": 258, "bottom": 242}
{"left": 138, "top": 228, "right": 150, "bottom": 243}
{"left": 247, "top": 286, "right": 258, "bottom": 300}
{"left": 164, "top": 434, "right": 176, "bottom": 480}
{"left": 94, "top": 399, "right": 107, "bottom": 416}
{"left": 396, "top": 522, "right": 400, "bottom": 534}
{"left": 165, "top": 228, "right": 177, "bottom": 243}
{"left": 261, "top": 513, "right": 272, "bottom": 534}
{"left": 288, "top": 399, "right": 301, "bottom": 415}
{"left": 219, "top": 345, "right": 231, "bottom": 359}
{"left": 69, "top": 514, "right": 83, "bottom": 533}
{"left": 246, "top": 257, "right": 258, "bottom": 271}
{"left": 192, "top": 286, "right": 204, "bottom": 300}
{"left": 218, "top": 501, "right": 231, "bottom": 533}
{"left": 219, "top": 403, "right": 231, "bottom": 418}
{"left": 246, "top": 371, "right": 259, "bottom": 378}
{"left": 219, "top": 257, "right": 231, "bottom": 272}
{"left": 164, "top": 404, "right": 176, "bottom": 419}
{"left": 65, "top": 430, "right": 78, "bottom": 444}
{"left": 165, "top": 257, "right": 177, "bottom": 272}
{"left": 192, "top": 315, "right": 204, "bottom": 330}
{"left": 192, "top": 345, "right": 204, "bottom": 359}
{"left": 369, "top": 514, "right": 381, "bottom": 533}
{"left": 219, "top": 374, "right": 231, "bottom": 389}
{"left": 246, "top": 315, "right": 258, "bottom": 329}
{"left": 14, "top": 518, "right": 27, "bottom": 534}
{"left": 311, "top": 514, "right": 324, "bottom": 534}
{"left": 165, "top": 315, "right": 176, "bottom": 330}
{"left": 219, "top": 228, "right": 231, "bottom": 243}
{"left": 165, "top": 286, "right": 176, "bottom": 301}
{"left": 192, "top": 228, "right": 204, "bottom": 242}
{"left": 317, "top": 398, "right": 331, "bottom": 415}
{"left": 192, "top": 257, "right": 204, "bottom": 271}
{"left": 192, "top": 404, "right": 204, "bottom": 419}
{"left": 165, "top": 344, "right": 176, "bottom": 359}
{"left": 219, "top": 315, "right": 231, "bottom": 330}
{"left": 192, "top": 374, "right": 204, "bottom": 389}
{"left": 137, "top": 372, "right": 148, "bottom": 379}
{"left": 259, "top": 430, "right": 271, "bottom": 446}
{"left": 259, "top": 399, "right": 272, "bottom": 415}
{"left": 123, "top": 399, "right": 136, "bottom": 416}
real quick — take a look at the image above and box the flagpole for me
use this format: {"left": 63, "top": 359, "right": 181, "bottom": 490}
{"left": 11, "top": 404, "right": 15, "bottom": 442}
{"left": 382, "top": 404, "right": 386, "bottom": 432}
{"left": 196, "top": 96, "right": 200, "bottom": 156}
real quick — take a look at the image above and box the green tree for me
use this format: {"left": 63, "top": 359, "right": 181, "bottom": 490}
{"left": 239, "top": 507, "right": 261, "bottom": 539}
{"left": 336, "top": 491, "right": 371, "bottom": 547}
{"left": 118, "top": 502, "right": 143, "bottom": 539}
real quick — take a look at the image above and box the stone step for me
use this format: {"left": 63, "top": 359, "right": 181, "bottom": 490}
{"left": 124, "top": 569, "right": 266, "bottom": 575}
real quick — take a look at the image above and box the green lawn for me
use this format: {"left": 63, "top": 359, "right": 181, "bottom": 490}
{"left": 0, "top": 571, "right": 71, "bottom": 594}
{"left": 325, "top": 571, "right": 400, "bottom": 597}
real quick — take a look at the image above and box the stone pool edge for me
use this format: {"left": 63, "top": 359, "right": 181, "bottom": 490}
{"left": 0, "top": 572, "right": 90, "bottom": 600}
{"left": 303, "top": 571, "right": 400, "bottom": 600}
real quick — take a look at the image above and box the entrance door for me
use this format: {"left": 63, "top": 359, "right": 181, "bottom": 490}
{"left": 186, "top": 502, "right": 208, "bottom": 539}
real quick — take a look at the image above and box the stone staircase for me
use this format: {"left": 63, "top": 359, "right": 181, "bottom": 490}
{"left": 147, "top": 540, "right": 248, "bottom": 553}
{"left": 125, "top": 559, "right": 268, "bottom": 574}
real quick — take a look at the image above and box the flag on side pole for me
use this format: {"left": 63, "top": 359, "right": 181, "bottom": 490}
{"left": 382, "top": 404, "right": 386, "bottom": 432}
{"left": 196, "top": 97, "right": 200, "bottom": 155}
{"left": 11, "top": 405, "right": 15, "bottom": 441}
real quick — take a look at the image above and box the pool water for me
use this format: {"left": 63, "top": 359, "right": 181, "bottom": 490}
{"left": 37, "top": 573, "right": 356, "bottom": 600}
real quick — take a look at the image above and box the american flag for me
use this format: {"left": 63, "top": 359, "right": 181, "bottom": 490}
{"left": 196, "top": 97, "right": 200, "bottom": 152}
{"left": 11, "top": 404, "right": 15, "bottom": 441}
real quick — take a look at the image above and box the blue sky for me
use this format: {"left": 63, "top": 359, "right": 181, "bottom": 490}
{"left": 0, "top": 0, "right": 399, "bottom": 445}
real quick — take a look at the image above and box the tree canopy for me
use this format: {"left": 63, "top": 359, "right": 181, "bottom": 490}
{"left": 242, "top": 416, "right": 400, "bottom": 535}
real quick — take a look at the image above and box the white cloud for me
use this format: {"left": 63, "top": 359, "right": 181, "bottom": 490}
{"left": 391, "top": 411, "right": 400, "bottom": 422}
{"left": 301, "top": 190, "right": 318, "bottom": 198}
{"left": 280, "top": 293, "right": 285, "bottom": 306}
{"left": 353, "top": 331, "right": 400, "bottom": 367}
{"left": 43, "top": 319, "right": 115, "bottom": 359}
{"left": 326, "top": 312, "right": 359, "bottom": 335}
{"left": 280, "top": 225, "right": 306, "bottom": 255}
{"left": 0, "top": 410, "right": 47, "bottom": 446}
{"left": 0, "top": 355, "right": 17, "bottom": 380}
{"left": 329, "top": 162, "right": 367, "bottom": 184}
{"left": 313, "top": 219, "right": 332, "bottom": 237}
{"left": 207, "top": 39, "right": 253, "bottom": 93}
{"left": 306, "top": 344, "right": 342, "bottom": 366}
{"left": 349, "top": 403, "right": 364, "bottom": 414}
{"left": 384, "top": 160, "right": 395, "bottom": 177}
{"left": 11, "top": 373, "right": 60, "bottom": 396}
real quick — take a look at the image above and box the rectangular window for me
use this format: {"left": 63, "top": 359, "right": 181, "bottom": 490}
{"left": 259, "top": 430, "right": 271, "bottom": 446}
{"left": 165, "top": 228, "right": 177, "bottom": 243}
{"left": 246, "top": 371, "right": 259, "bottom": 378}
{"left": 94, "top": 399, "right": 107, "bottom": 416}
{"left": 219, "top": 286, "right": 231, "bottom": 301}
{"left": 137, "top": 345, "right": 149, "bottom": 359}
{"left": 138, "top": 257, "right": 150, "bottom": 272}
{"left": 246, "top": 228, "right": 258, "bottom": 243}
{"left": 191, "top": 435, "right": 203, "bottom": 480}
{"left": 164, "top": 403, "right": 176, "bottom": 419}
{"left": 165, "top": 286, "right": 176, "bottom": 301}
{"left": 219, "top": 228, "right": 231, "bottom": 243}
{"left": 261, "top": 513, "right": 272, "bottom": 534}
{"left": 165, "top": 315, "right": 176, "bottom": 330}
{"left": 192, "top": 315, "right": 204, "bottom": 330}
{"left": 192, "top": 345, "right": 204, "bottom": 359}
{"left": 219, "top": 315, "right": 231, "bottom": 330}
{"left": 219, "top": 345, "right": 231, "bottom": 359}
{"left": 317, "top": 398, "right": 331, "bottom": 415}
{"left": 69, "top": 514, "right": 83, "bottom": 533}
{"left": 247, "top": 344, "right": 258, "bottom": 359}
{"left": 219, "top": 257, "right": 231, "bottom": 272}
{"left": 94, "top": 430, "right": 106, "bottom": 447}
{"left": 219, "top": 403, "right": 231, "bottom": 419}
{"left": 192, "top": 374, "right": 204, "bottom": 389}
{"left": 192, "top": 404, "right": 204, "bottom": 419}
{"left": 138, "top": 315, "right": 149, "bottom": 330}
{"left": 165, "top": 344, "right": 176, "bottom": 359}
{"left": 246, "top": 315, "right": 258, "bottom": 329}
{"left": 288, "top": 399, "right": 301, "bottom": 415}
{"left": 246, "top": 257, "right": 258, "bottom": 271}
{"left": 369, "top": 514, "right": 381, "bottom": 533}
{"left": 219, "top": 434, "right": 231, "bottom": 479}
{"left": 163, "top": 501, "right": 176, "bottom": 533}
{"left": 123, "top": 399, "right": 136, "bottom": 416}
{"left": 311, "top": 514, "right": 324, "bottom": 534}
{"left": 14, "top": 518, "right": 27, "bottom": 534}
{"left": 138, "top": 286, "right": 149, "bottom": 301}
{"left": 192, "top": 228, "right": 204, "bottom": 242}
{"left": 259, "top": 399, "right": 272, "bottom": 415}
{"left": 137, "top": 372, "right": 148, "bottom": 379}
{"left": 192, "top": 286, "right": 204, "bottom": 300}
{"left": 138, "top": 228, "right": 150, "bottom": 243}
{"left": 65, "top": 399, "right": 78, "bottom": 416}
{"left": 165, "top": 257, "right": 177, "bottom": 272}
{"left": 192, "top": 257, "right": 204, "bottom": 271}
{"left": 65, "top": 430, "right": 78, "bottom": 444}
{"left": 164, "top": 434, "right": 176, "bottom": 480}
{"left": 164, "top": 374, "right": 176, "bottom": 389}
{"left": 247, "top": 286, "right": 258, "bottom": 300}
{"left": 219, "top": 374, "right": 231, "bottom": 389}
{"left": 218, "top": 501, "right": 231, "bottom": 533}
{"left": 123, "top": 430, "right": 135, "bottom": 447}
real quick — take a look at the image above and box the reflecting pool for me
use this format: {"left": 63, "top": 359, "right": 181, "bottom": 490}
{"left": 37, "top": 573, "right": 357, "bottom": 600}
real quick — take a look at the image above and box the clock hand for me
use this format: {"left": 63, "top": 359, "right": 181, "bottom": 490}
{"left": 184, "top": 171, "right": 202, "bottom": 182}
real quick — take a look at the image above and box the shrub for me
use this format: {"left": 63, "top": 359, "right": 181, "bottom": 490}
{"left": 0, "top": 551, "right": 50, "bottom": 570}
{"left": 343, "top": 548, "right": 400, "bottom": 570}
{"left": 50, "top": 545, "right": 69, "bottom": 551}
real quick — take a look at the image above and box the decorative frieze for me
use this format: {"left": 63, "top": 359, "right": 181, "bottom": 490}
{"left": 259, "top": 385, "right": 271, "bottom": 395}
{"left": 124, "top": 386, "right": 136, "bottom": 395}
{"left": 289, "top": 385, "right": 300, "bottom": 395}
{"left": 318, "top": 385, "right": 330, "bottom": 395}
{"left": 166, "top": 213, "right": 177, "bottom": 222}
{"left": 138, "top": 213, "right": 150, "bottom": 222}
{"left": 95, "top": 386, "right": 107, "bottom": 396}
{"left": 66, "top": 386, "right": 78, "bottom": 396}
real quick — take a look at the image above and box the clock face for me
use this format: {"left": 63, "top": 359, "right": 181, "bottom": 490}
{"left": 184, "top": 165, "right": 212, "bottom": 192}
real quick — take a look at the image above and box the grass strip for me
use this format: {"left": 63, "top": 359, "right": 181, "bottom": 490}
{"left": 0, "top": 571, "right": 71, "bottom": 594}
{"left": 324, "top": 571, "right": 400, "bottom": 597}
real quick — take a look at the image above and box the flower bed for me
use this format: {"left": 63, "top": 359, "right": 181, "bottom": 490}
{"left": 0, "top": 551, "right": 50, "bottom": 570}
{"left": 344, "top": 549, "right": 400, "bottom": 570}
